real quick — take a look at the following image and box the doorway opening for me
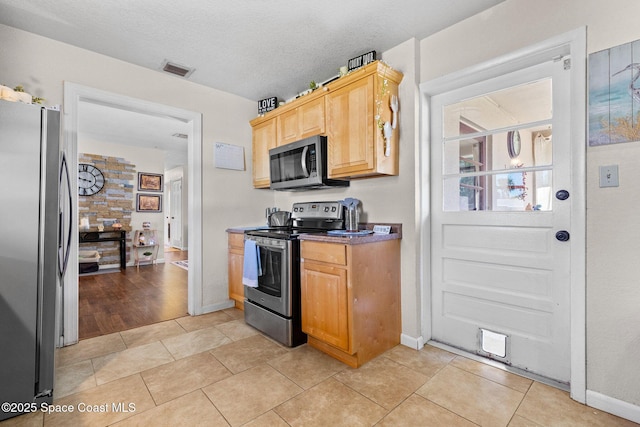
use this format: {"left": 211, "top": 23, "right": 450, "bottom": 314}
{"left": 63, "top": 83, "right": 203, "bottom": 344}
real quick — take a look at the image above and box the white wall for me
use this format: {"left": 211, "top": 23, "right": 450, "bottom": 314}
{"left": 419, "top": 0, "right": 640, "bottom": 411}
{"left": 0, "top": 23, "right": 275, "bottom": 312}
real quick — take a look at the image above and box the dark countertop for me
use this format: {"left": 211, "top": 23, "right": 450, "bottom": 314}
{"left": 226, "top": 226, "right": 268, "bottom": 234}
{"left": 298, "top": 223, "right": 402, "bottom": 245}
{"left": 226, "top": 223, "right": 402, "bottom": 244}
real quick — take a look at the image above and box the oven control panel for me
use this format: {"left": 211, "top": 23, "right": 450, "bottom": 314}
{"left": 291, "top": 201, "right": 343, "bottom": 220}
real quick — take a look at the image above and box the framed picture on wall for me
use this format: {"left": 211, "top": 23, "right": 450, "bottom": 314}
{"left": 136, "top": 193, "right": 162, "bottom": 212}
{"left": 138, "top": 172, "right": 163, "bottom": 192}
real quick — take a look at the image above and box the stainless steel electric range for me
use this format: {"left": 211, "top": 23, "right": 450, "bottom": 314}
{"left": 243, "top": 201, "right": 344, "bottom": 347}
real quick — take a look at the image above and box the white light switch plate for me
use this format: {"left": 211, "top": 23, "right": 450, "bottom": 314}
{"left": 599, "top": 165, "right": 619, "bottom": 188}
{"left": 373, "top": 225, "right": 391, "bottom": 234}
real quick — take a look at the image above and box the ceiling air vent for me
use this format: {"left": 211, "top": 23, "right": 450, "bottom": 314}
{"left": 161, "top": 60, "right": 195, "bottom": 78}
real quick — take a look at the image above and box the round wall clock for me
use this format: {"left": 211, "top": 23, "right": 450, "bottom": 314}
{"left": 507, "top": 130, "right": 521, "bottom": 159}
{"left": 78, "top": 163, "right": 105, "bottom": 196}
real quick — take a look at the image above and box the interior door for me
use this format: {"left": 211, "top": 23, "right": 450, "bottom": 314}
{"left": 170, "top": 179, "right": 182, "bottom": 248}
{"left": 430, "top": 59, "right": 572, "bottom": 383}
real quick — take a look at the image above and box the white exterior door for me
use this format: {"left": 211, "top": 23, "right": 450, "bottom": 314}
{"left": 430, "top": 59, "right": 572, "bottom": 383}
{"left": 170, "top": 179, "right": 182, "bottom": 248}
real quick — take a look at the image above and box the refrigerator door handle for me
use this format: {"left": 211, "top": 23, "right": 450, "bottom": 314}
{"left": 58, "top": 153, "right": 72, "bottom": 278}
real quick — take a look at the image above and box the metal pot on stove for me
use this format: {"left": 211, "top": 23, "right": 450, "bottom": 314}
{"left": 269, "top": 210, "right": 292, "bottom": 227}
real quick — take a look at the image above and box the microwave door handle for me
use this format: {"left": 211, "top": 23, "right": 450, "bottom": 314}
{"left": 301, "top": 146, "right": 309, "bottom": 177}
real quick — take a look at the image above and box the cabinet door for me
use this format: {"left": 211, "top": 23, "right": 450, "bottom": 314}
{"left": 298, "top": 96, "right": 325, "bottom": 139}
{"left": 326, "top": 75, "right": 375, "bottom": 178}
{"left": 252, "top": 118, "right": 276, "bottom": 188}
{"left": 228, "top": 249, "right": 245, "bottom": 308}
{"left": 301, "top": 260, "right": 350, "bottom": 352}
{"left": 277, "top": 97, "right": 326, "bottom": 146}
{"left": 277, "top": 109, "right": 299, "bottom": 146}
{"left": 228, "top": 233, "right": 245, "bottom": 309}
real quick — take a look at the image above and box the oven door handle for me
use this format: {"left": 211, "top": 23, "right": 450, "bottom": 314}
{"left": 301, "top": 146, "right": 309, "bottom": 178}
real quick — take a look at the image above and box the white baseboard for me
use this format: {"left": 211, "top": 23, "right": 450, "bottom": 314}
{"left": 400, "top": 333, "right": 425, "bottom": 350}
{"left": 199, "top": 300, "right": 235, "bottom": 315}
{"left": 586, "top": 390, "right": 640, "bottom": 424}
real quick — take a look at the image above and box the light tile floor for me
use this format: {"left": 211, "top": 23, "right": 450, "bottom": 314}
{"left": 1, "top": 308, "right": 637, "bottom": 427}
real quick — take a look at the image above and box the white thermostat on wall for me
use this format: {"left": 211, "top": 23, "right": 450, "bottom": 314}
{"left": 372, "top": 225, "right": 391, "bottom": 234}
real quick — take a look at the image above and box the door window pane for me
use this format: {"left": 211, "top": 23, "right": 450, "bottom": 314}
{"left": 443, "top": 79, "right": 552, "bottom": 138}
{"left": 445, "top": 130, "right": 553, "bottom": 175}
{"left": 444, "top": 170, "right": 552, "bottom": 212}
{"left": 442, "top": 78, "right": 553, "bottom": 212}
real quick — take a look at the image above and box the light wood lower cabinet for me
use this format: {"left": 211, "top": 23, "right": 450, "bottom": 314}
{"left": 301, "top": 261, "right": 350, "bottom": 351}
{"left": 300, "top": 239, "right": 401, "bottom": 367}
{"left": 228, "top": 232, "right": 245, "bottom": 310}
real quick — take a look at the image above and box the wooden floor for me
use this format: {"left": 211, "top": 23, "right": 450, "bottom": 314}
{"left": 78, "top": 249, "right": 188, "bottom": 340}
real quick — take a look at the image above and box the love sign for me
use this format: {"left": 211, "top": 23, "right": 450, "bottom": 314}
{"left": 257, "top": 97, "right": 278, "bottom": 115}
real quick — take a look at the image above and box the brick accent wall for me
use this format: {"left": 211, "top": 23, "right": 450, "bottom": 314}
{"left": 78, "top": 154, "right": 135, "bottom": 265}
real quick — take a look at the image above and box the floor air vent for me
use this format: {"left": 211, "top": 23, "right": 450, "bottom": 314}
{"left": 161, "top": 60, "right": 194, "bottom": 78}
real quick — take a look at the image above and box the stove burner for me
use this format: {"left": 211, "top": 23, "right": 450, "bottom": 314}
{"left": 245, "top": 227, "right": 329, "bottom": 240}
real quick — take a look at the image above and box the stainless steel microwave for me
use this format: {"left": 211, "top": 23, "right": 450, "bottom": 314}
{"left": 269, "top": 135, "right": 349, "bottom": 191}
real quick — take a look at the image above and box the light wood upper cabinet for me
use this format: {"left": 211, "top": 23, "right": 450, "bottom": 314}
{"left": 326, "top": 75, "right": 375, "bottom": 177}
{"left": 251, "top": 117, "right": 276, "bottom": 188}
{"left": 277, "top": 96, "right": 326, "bottom": 146}
{"left": 298, "top": 96, "right": 326, "bottom": 139}
{"left": 277, "top": 108, "right": 300, "bottom": 146}
{"left": 326, "top": 62, "right": 402, "bottom": 179}
{"left": 249, "top": 61, "right": 403, "bottom": 188}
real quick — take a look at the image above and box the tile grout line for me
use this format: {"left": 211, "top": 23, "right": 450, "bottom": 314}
{"left": 56, "top": 311, "right": 548, "bottom": 426}
{"left": 507, "top": 380, "right": 536, "bottom": 427}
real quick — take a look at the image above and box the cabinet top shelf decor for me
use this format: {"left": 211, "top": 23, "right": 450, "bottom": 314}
{"left": 250, "top": 61, "right": 403, "bottom": 126}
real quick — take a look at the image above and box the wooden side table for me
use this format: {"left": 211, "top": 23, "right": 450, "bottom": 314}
{"left": 132, "top": 229, "right": 159, "bottom": 268}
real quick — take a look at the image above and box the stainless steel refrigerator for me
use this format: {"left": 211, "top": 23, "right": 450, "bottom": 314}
{"left": 0, "top": 99, "right": 72, "bottom": 420}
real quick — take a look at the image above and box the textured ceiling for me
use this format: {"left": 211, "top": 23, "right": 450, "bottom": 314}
{"left": 0, "top": 0, "right": 505, "bottom": 169}
{"left": 78, "top": 101, "right": 191, "bottom": 170}
{"left": 0, "top": 0, "right": 504, "bottom": 102}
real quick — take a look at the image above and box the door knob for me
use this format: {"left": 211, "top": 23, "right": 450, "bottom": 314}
{"left": 555, "top": 230, "right": 570, "bottom": 242}
{"left": 556, "top": 190, "right": 570, "bottom": 200}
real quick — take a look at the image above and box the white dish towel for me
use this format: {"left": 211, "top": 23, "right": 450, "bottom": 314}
{"left": 242, "top": 239, "right": 261, "bottom": 288}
